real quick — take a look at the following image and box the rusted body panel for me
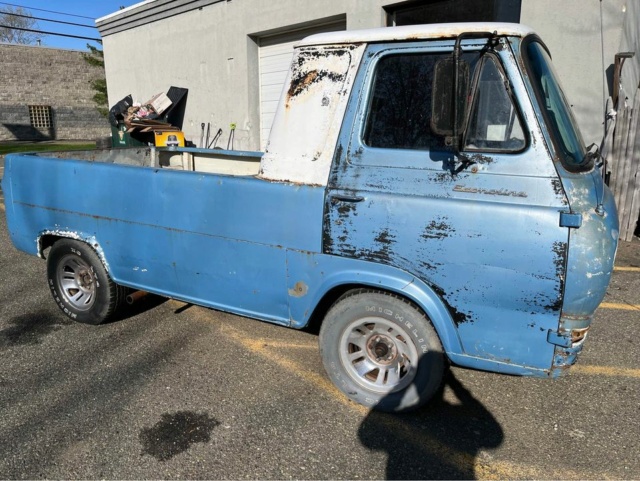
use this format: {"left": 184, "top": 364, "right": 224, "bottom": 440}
{"left": 323, "top": 40, "right": 573, "bottom": 370}
{"left": 2, "top": 23, "right": 618, "bottom": 380}
{"left": 511, "top": 36, "right": 620, "bottom": 374}
{"left": 4, "top": 155, "right": 324, "bottom": 325}
{"left": 260, "top": 44, "right": 366, "bottom": 186}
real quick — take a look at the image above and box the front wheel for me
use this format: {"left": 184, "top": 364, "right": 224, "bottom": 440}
{"left": 47, "top": 239, "right": 125, "bottom": 324}
{"left": 319, "top": 289, "right": 444, "bottom": 412}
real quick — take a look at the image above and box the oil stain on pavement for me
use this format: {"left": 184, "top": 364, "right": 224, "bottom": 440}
{"left": 139, "top": 411, "right": 221, "bottom": 461}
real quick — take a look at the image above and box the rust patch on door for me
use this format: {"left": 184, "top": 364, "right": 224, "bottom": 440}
{"left": 288, "top": 281, "right": 309, "bottom": 298}
{"left": 422, "top": 218, "right": 454, "bottom": 240}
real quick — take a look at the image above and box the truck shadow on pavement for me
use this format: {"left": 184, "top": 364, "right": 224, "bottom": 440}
{"left": 358, "top": 369, "right": 503, "bottom": 480}
{"left": 0, "top": 310, "right": 72, "bottom": 347}
{"left": 0, "top": 295, "right": 167, "bottom": 347}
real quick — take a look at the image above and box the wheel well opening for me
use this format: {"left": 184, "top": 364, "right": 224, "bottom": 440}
{"left": 303, "top": 284, "right": 361, "bottom": 335}
{"left": 38, "top": 234, "right": 63, "bottom": 258}
{"left": 304, "top": 284, "right": 431, "bottom": 336}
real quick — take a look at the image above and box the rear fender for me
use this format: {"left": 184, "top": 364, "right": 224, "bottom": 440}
{"left": 37, "top": 230, "right": 111, "bottom": 274}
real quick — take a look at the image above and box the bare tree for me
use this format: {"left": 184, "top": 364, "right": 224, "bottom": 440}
{"left": 0, "top": 6, "right": 44, "bottom": 45}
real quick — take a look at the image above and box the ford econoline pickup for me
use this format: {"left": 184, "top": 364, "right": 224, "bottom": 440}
{"left": 2, "top": 23, "right": 619, "bottom": 412}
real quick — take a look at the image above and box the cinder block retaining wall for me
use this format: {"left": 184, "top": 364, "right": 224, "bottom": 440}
{"left": 0, "top": 43, "right": 110, "bottom": 141}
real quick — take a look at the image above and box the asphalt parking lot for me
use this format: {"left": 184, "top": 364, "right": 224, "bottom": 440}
{"left": 1, "top": 159, "right": 639, "bottom": 479}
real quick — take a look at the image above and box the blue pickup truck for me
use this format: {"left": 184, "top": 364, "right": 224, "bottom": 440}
{"left": 2, "top": 23, "right": 619, "bottom": 412}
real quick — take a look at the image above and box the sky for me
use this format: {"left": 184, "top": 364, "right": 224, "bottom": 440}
{"left": 0, "top": 0, "right": 145, "bottom": 51}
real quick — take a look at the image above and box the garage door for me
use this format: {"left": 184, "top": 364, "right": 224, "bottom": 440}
{"left": 259, "top": 21, "right": 345, "bottom": 149}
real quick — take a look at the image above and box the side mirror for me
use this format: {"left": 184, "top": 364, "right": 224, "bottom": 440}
{"left": 431, "top": 57, "right": 471, "bottom": 147}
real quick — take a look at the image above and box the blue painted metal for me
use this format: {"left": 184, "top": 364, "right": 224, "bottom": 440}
{"left": 551, "top": 341, "right": 586, "bottom": 375}
{"left": 546, "top": 169, "right": 618, "bottom": 373}
{"left": 512, "top": 35, "right": 620, "bottom": 373}
{"left": 324, "top": 40, "right": 569, "bottom": 371}
{"left": 559, "top": 212, "right": 583, "bottom": 228}
{"left": 1, "top": 34, "right": 618, "bottom": 381}
{"left": 285, "top": 249, "right": 464, "bottom": 354}
{"left": 547, "top": 329, "right": 573, "bottom": 348}
{"left": 4, "top": 154, "right": 323, "bottom": 325}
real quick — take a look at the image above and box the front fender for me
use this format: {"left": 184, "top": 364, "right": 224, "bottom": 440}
{"left": 285, "top": 251, "right": 464, "bottom": 355}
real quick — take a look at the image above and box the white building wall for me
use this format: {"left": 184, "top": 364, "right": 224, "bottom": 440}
{"left": 101, "top": 0, "right": 397, "bottom": 150}
{"left": 101, "top": 0, "right": 631, "bottom": 150}
{"left": 520, "top": 0, "right": 627, "bottom": 145}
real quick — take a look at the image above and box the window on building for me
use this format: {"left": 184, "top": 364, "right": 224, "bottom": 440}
{"left": 385, "top": 0, "right": 521, "bottom": 26}
{"left": 29, "top": 105, "right": 53, "bottom": 129}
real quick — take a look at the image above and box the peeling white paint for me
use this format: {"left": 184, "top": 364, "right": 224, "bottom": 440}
{"left": 260, "top": 44, "right": 366, "bottom": 186}
{"left": 297, "top": 23, "right": 535, "bottom": 48}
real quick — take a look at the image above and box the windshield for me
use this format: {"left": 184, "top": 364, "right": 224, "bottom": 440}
{"left": 524, "top": 40, "right": 590, "bottom": 172}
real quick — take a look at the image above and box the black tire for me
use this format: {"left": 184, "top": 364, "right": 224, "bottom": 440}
{"left": 47, "top": 239, "right": 125, "bottom": 325}
{"left": 319, "top": 289, "right": 444, "bottom": 412}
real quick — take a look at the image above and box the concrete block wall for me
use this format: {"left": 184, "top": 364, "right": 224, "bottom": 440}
{"left": 0, "top": 43, "right": 110, "bottom": 141}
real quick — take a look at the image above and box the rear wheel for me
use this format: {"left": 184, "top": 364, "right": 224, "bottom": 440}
{"left": 47, "top": 239, "right": 124, "bottom": 324}
{"left": 319, "top": 289, "right": 444, "bottom": 412}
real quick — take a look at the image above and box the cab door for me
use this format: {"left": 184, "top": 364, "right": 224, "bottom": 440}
{"left": 323, "top": 40, "right": 569, "bottom": 370}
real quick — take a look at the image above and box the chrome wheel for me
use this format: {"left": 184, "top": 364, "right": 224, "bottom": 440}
{"left": 339, "top": 316, "right": 419, "bottom": 394}
{"left": 56, "top": 254, "right": 96, "bottom": 311}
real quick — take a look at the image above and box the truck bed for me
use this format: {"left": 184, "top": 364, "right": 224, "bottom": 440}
{"left": 3, "top": 148, "right": 325, "bottom": 325}
{"left": 37, "top": 147, "right": 263, "bottom": 177}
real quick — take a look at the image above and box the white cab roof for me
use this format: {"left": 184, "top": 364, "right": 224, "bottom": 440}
{"left": 297, "top": 22, "right": 535, "bottom": 47}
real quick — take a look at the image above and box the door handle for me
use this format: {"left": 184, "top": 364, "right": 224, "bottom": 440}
{"left": 330, "top": 194, "right": 365, "bottom": 203}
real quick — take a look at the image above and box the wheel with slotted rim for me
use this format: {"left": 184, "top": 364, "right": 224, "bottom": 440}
{"left": 319, "top": 289, "right": 444, "bottom": 412}
{"left": 47, "top": 239, "right": 124, "bottom": 324}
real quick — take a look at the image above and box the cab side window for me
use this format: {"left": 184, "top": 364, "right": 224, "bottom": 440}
{"left": 363, "top": 51, "right": 523, "bottom": 154}
{"left": 464, "top": 56, "right": 526, "bottom": 151}
{"left": 363, "top": 53, "right": 442, "bottom": 151}
{"left": 363, "top": 53, "right": 476, "bottom": 151}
